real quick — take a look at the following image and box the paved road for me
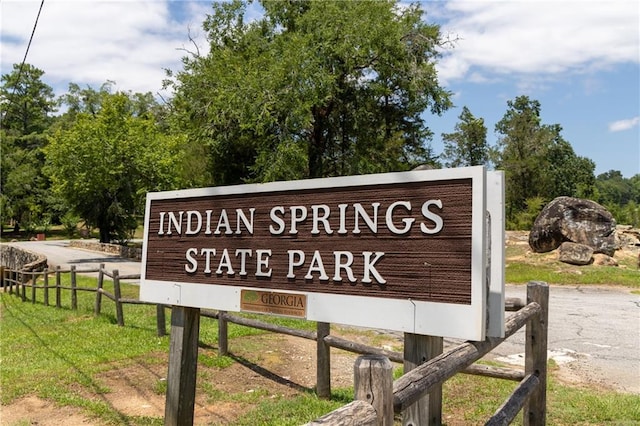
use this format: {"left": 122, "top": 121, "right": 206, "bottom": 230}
{"left": 6, "top": 240, "right": 142, "bottom": 278}
{"left": 489, "top": 285, "right": 640, "bottom": 393}
{"left": 5, "top": 240, "right": 640, "bottom": 393}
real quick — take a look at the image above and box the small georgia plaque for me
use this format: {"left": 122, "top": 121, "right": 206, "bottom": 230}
{"left": 241, "top": 290, "right": 307, "bottom": 318}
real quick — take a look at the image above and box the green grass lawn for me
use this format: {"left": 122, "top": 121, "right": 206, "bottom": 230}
{"left": 504, "top": 242, "right": 640, "bottom": 288}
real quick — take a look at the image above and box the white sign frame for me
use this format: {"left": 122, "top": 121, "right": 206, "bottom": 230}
{"left": 140, "top": 166, "right": 498, "bottom": 341}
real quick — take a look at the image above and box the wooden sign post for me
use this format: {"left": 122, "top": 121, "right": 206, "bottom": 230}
{"left": 164, "top": 306, "right": 200, "bottom": 426}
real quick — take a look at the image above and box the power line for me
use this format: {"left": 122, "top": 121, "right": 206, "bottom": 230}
{"left": 1, "top": 0, "right": 46, "bottom": 126}
{"left": 16, "top": 0, "right": 46, "bottom": 82}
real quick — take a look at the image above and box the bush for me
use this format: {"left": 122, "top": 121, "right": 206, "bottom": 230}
{"left": 507, "top": 197, "right": 546, "bottom": 230}
{"left": 603, "top": 201, "right": 639, "bottom": 227}
{"left": 61, "top": 212, "right": 80, "bottom": 238}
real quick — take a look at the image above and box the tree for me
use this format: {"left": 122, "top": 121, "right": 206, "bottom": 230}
{"left": 45, "top": 90, "right": 183, "bottom": 243}
{"left": 494, "top": 96, "right": 545, "bottom": 217}
{"left": 56, "top": 81, "right": 167, "bottom": 127}
{"left": 0, "top": 64, "right": 58, "bottom": 231}
{"left": 494, "top": 96, "right": 595, "bottom": 226}
{"left": 544, "top": 127, "right": 594, "bottom": 199}
{"left": 166, "top": 0, "right": 451, "bottom": 185}
{"left": 595, "top": 170, "right": 634, "bottom": 205}
{"left": 594, "top": 171, "right": 640, "bottom": 227}
{"left": 440, "top": 106, "right": 489, "bottom": 168}
{"left": 0, "top": 63, "right": 56, "bottom": 135}
{"left": 630, "top": 174, "right": 640, "bottom": 204}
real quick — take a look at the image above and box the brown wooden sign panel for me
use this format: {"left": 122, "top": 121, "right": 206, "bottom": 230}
{"left": 143, "top": 179, "right": 473, "bottom": 305}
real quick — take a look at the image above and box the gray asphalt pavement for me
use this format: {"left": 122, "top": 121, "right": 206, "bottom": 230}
{"left": 5, "top": 239, "right": 640, "bottom": 393}
{"left": 489, "top": 285, "right": 640, "bottom": 393}
{"left": 6, "top": 239, "right": 142, "bottom": 278}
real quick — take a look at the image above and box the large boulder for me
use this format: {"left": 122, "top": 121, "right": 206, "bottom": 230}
{"left": 529, "top": 197, "right": 618, "bottom": 256}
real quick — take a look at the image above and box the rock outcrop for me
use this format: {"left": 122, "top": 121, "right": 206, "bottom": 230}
{"left": 529, "top": 197, "right": 618, "bottom": 256}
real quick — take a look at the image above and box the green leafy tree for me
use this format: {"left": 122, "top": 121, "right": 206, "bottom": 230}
{"left": 630, "top": 174, "right": 640, "bottom": 205}
{"left": 440, "top": 106, "right": 489, "bottom": 168}
{"left": 495, "top": 96, "right": 546, "bottom": 218}
{"left": 595, "top": 170, "right": 634, "bottom": 205}
{"left": 56, "top": 81, "right": 167, "bottom": 127}
{"left": 543, "top": 124, "right": 595, "bottom": 199}
{"left": 594, "top": 171, "right": 640, "bottom": 226}
{"left": 166, "top": 0, "right": 451, "bottom": 185}
{"left": 0, "top": 63, "right": 56, "bottom": 135}
{"left": 45, "top": 90, "right": 183, "bottom": 243}
{"left": 494, "top": 96, "right": 595, "bottom": 226}
{"left": 0, "top": 64, "right": 58, "bottom": 231}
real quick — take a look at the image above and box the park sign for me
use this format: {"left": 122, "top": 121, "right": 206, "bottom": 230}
{"left": 140, "top": 166, "right": 504, "bottom": 341}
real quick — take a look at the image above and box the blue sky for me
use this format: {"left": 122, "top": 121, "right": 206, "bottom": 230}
{"left": 2, "top": 0, "right": 638, "bottom": 178}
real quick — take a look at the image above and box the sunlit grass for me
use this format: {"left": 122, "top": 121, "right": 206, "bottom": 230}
{"left": 505, "top": 244, "right": 640, "bottom": 288}
{"left": 0, "top": 274, "right": 263, "bottom": 424}
{"left": 226, "top": 388, "right": 352, "bottom": 426}
{"left": 441, "top": 362, "right": 640, "bottom": 425}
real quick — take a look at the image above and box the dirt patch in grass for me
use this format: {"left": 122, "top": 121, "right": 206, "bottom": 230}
{"left": 0, "top": 396, "right": 91, "bottom": 425}
{"left": 1, "top": 333, "right": 367, "bottom": 425}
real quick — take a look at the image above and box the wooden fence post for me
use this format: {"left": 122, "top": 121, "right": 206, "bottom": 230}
{"left": 218, "top": 310, "right": 228, "bottom": 356}
{"left": 55, "top": 266, "right": 62, "bottom": 308}
{"left": 316, "top": 321, "right": 331, "bottom": 399}
{"left": 70, "top": 265, "right": 78, "bottom": 310}
{"left": 31, "top": 271, "right": 37, "bottom": 303}
{"left": 43, "top": 269, "right": 49, "bottom": 306}
{"left": 9, "top": 270, "right": 15, "bottom": 294}
{"left": 165, "top": 306, "right": 201, "bottom": 426}
{"left": 403, "top": 334, "right": 443, "bottom": 426}
{"left": 94, "top": 263, "right": 105, "bottom": 316}
{"left": 157, "top": 305, "right": 167, "bottom": 337}
{"left": 20, "top": 272, "right": 26, "bottom": 302}
{"left": 354, "top": 355, "right": 394, "bottom": 426}
{"left": 523, "top": 281, "right": 549, "bottom": 426}
{"left": 113, "top": 270, "right": 124, "bottom": 327}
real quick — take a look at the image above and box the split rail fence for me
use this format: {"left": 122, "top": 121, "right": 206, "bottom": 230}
{"left": 1, "top": 263, "right": 548, "bottom": 425}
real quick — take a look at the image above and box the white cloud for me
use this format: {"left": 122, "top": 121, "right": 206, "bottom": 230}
{"left": 0, "top": 0, "right": 211, "bottom": 96}
{"left": 435, "top": 1, "right": 640, "bottom": 84}
{"left": 2, "top": 0, "right": 638, "bottom": 100}
{"left": 609, "top": 116, "right": 640, "bottom": 132}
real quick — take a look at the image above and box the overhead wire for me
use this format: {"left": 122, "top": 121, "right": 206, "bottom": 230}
{"left": 1, "top": 0, "right": 46, "bottom": 127}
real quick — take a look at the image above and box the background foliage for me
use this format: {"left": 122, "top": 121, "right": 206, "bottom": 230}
{"left": 166, "top": 0, "right": 452, "bottom": 185}
{"left": 1, "top": 0, "right": 638, "bottom": 240}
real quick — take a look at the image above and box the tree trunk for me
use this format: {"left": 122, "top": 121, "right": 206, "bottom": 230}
{"left": 309, "top": 103, "right": 334, "bottom": 178}
{"left": 309, "top": 114, "right": 324, "bottom": 178}
{"left": 97, "top": 213, "right": 111, "bottom": 243}
{"left": 99, "top": 227, "right": 110, "bottom": 243}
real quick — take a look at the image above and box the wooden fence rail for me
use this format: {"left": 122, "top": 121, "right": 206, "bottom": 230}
{"left": 1, "top": 264, "right": 153, "bottom": 330}
{"left": 1, "top": 263, "right": 548, "bottom": 425}
{"left": 308, "top": 281, "right": 549, "bottom": 426}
